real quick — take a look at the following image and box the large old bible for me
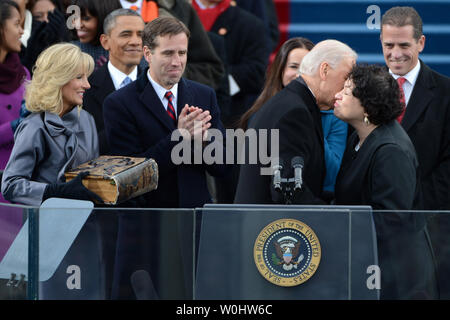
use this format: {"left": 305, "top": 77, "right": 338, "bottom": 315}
{"left": 64, "top": 156, "right": 158, "bottom": 205}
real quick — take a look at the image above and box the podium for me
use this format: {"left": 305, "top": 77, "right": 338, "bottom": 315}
{"left": 1, "top": 201, "right": 444, "bottom": 300}
{"left": 1, "top": 203, "right": 380, "bottom": 299}
{"left": 195, "top": 205, "right": 379, "bottom": 300}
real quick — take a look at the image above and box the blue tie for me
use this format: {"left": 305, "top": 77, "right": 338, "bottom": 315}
{"left": 120, "top": 77, "right": 132, "bottom": 88}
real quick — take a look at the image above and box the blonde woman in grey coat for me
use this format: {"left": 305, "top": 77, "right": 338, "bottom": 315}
{"left": 1, "top": 43, "right": 101, "bottom": 206}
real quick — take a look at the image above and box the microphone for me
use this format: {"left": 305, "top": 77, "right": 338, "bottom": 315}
{"left": 130, "top": 270, "right": 160, "bottom": 300}
{"left": 272, "top": 157, "right": 283, "bottom": 192}
{"left": 291, "top": 156, "right": 304, "bottom": 191}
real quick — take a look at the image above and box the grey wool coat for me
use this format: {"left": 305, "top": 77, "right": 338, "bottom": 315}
{"left": 1, "top": 107, "right": 98, "bottom": 206}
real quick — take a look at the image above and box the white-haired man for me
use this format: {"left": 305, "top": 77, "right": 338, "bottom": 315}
{"left": 234, "top": 40, "right": 357, "bottom": 204}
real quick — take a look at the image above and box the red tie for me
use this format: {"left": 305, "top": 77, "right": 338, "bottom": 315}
{"left": 165, "top": 91, "right": 177, "bottom": 124}
{"left": 397, "top": 77, "right": 407, "bottom": 123}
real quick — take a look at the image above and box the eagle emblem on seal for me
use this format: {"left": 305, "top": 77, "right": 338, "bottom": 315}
{"left": 273, "top": 236, "right": 304, "bottom": 271}
{"left": 254, "top": 219, "right": 321, "bottom": 287}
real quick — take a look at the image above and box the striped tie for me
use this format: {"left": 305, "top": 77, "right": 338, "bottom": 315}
{"left": 396, "top": 77, "right": 407, "bottom": 123}
{"left": 165, "top": 91, "right": 177, "bottom": 124}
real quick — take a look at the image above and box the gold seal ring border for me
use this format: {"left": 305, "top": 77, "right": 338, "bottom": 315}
{"left": 253, "top": 218, "right": 322, "bottom": 287}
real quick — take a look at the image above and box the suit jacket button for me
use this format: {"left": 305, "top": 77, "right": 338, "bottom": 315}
{"left": 6, "top": 104, "right": 12, "bottom": 110}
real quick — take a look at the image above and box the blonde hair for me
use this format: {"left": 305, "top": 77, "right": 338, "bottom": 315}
{"left": 25, "top": 43, "right": 94, "bottom": 115}
{"left": 299, "top": 39, "right": 357, "bottom": 76}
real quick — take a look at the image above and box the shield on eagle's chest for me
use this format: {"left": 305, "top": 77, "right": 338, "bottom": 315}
{"left": 283, "top": 252, "right": 292, "bottom": 264}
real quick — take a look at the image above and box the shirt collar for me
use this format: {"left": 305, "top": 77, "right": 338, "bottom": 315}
{"left": 108, "top": 61, "right": 138, "bottom": 90}
{"left": 147, "top": 70, "right": 179, "bottom": 102}
{"left": 194, "top": 0, "right": 217, "bottom": 9}
{"left": 389, "top": 60, "right": 421, "bottom": 87}
{"left": 120, "top": 0, "right": 143, "bottom": 12}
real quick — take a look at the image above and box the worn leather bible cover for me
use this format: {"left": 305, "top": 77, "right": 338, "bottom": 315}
{"left": 64, "top": 155, "right": 158, "bottom": 205}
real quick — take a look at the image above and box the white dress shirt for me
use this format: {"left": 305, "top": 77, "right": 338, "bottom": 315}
{"left": 108, "top": 61, "right": 138, "bottom": 90}
{"left": 147, "top": 71, "right": 179, "bottom": 118}
{"left": 389, "top": 60, "right": 421, "bottom": 107}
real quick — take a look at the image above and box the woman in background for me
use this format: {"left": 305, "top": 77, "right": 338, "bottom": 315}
{"left": 0, "top": 0, "right": 30, "bottom": 265}
{"left": 1, "top": 43, "right": 101, "bottom": 206}
{"left": 29, "top": 0, "right": 54, "bottom": 21}
{"left": 11, "top": 0, "right": 31, "bottom": 48}
{"left": 239, "top": 37, "right": 314, "bottom": 130}
{"left": 71, "top": 0, "right": 121, "bottom": 69}
{"left": 0, "top": 0, "right": 30, "bottom": 202}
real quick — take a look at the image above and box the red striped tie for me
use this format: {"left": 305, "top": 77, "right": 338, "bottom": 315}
{"left": 397, "top": 77, "right": 407, "bottom": 123}
{"left": 165, "top": 91, "right": 177, "bottom": 124}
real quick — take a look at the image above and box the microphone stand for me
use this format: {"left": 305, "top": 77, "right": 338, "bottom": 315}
{"left": 272, "top": 157, "right": 304, "bottom": 204}
{"left": 278, "top": 178, "right": 298, "bottom": 204}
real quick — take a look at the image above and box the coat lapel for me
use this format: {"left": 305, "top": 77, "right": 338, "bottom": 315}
{"left": 90, "top": 64, "right": 115, "bottom": 106}
{"left": 176, "top": 78, "right": 193, "bottom": 116}
{"left": 137, "top": 71, "right": 177, "bottom": 131}
{"left": 295, "top": 77, "right": 324, "bottom": 146}
{"left": 401, "top": 61, "right": 435, "bottom": 132}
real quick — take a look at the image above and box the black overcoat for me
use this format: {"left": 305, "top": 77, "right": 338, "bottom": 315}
{"left": 336, "top": 120, "right": 438, "bottom": 299}
{"left": 234, "top": 77, "right": 326, "bottom": 204}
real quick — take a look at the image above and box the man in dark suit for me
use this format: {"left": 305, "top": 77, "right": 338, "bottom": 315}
{"left": 80, "top": 8, "right": 145, "bottom": 299}
{"left": 380, "top": 6, "right": 450, "bottom": 299}
{"left": 104, "top": 15, "right": 226, "bottom": 208}
{"left": 234, "top": 40, "right": 356, "bottom": 205}
{"left": 380, "top": 6, "right": 450, "bottom": 211}
{"left": 83, "top": 8, "right": 145, "bottom": 155}
{"left": 103, "top": 16, "right": 227, "bottom": 299}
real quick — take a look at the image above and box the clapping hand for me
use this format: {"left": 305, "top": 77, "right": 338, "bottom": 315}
{"left": 177, "top": 104, "right": 212, "bottom": 141}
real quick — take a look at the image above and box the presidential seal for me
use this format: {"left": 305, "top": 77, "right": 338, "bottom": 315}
{"left": 254, "top": 219, "right": 321, "bottom": 287}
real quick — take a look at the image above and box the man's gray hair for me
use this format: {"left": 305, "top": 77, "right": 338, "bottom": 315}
{"left": 299, "top": 40, "right": 357, "bottom": 76}
{"left": 103, "top": 8, "right": 142, "bottom": 35}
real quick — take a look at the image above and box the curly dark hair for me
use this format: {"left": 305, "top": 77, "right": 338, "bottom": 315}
{"left": 350, "top": 64, "right": 404, "bottom": 125}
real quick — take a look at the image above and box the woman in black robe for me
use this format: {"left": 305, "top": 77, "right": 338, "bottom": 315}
{"left": 334, "top": 64, "right": 438, "bottom": 299}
